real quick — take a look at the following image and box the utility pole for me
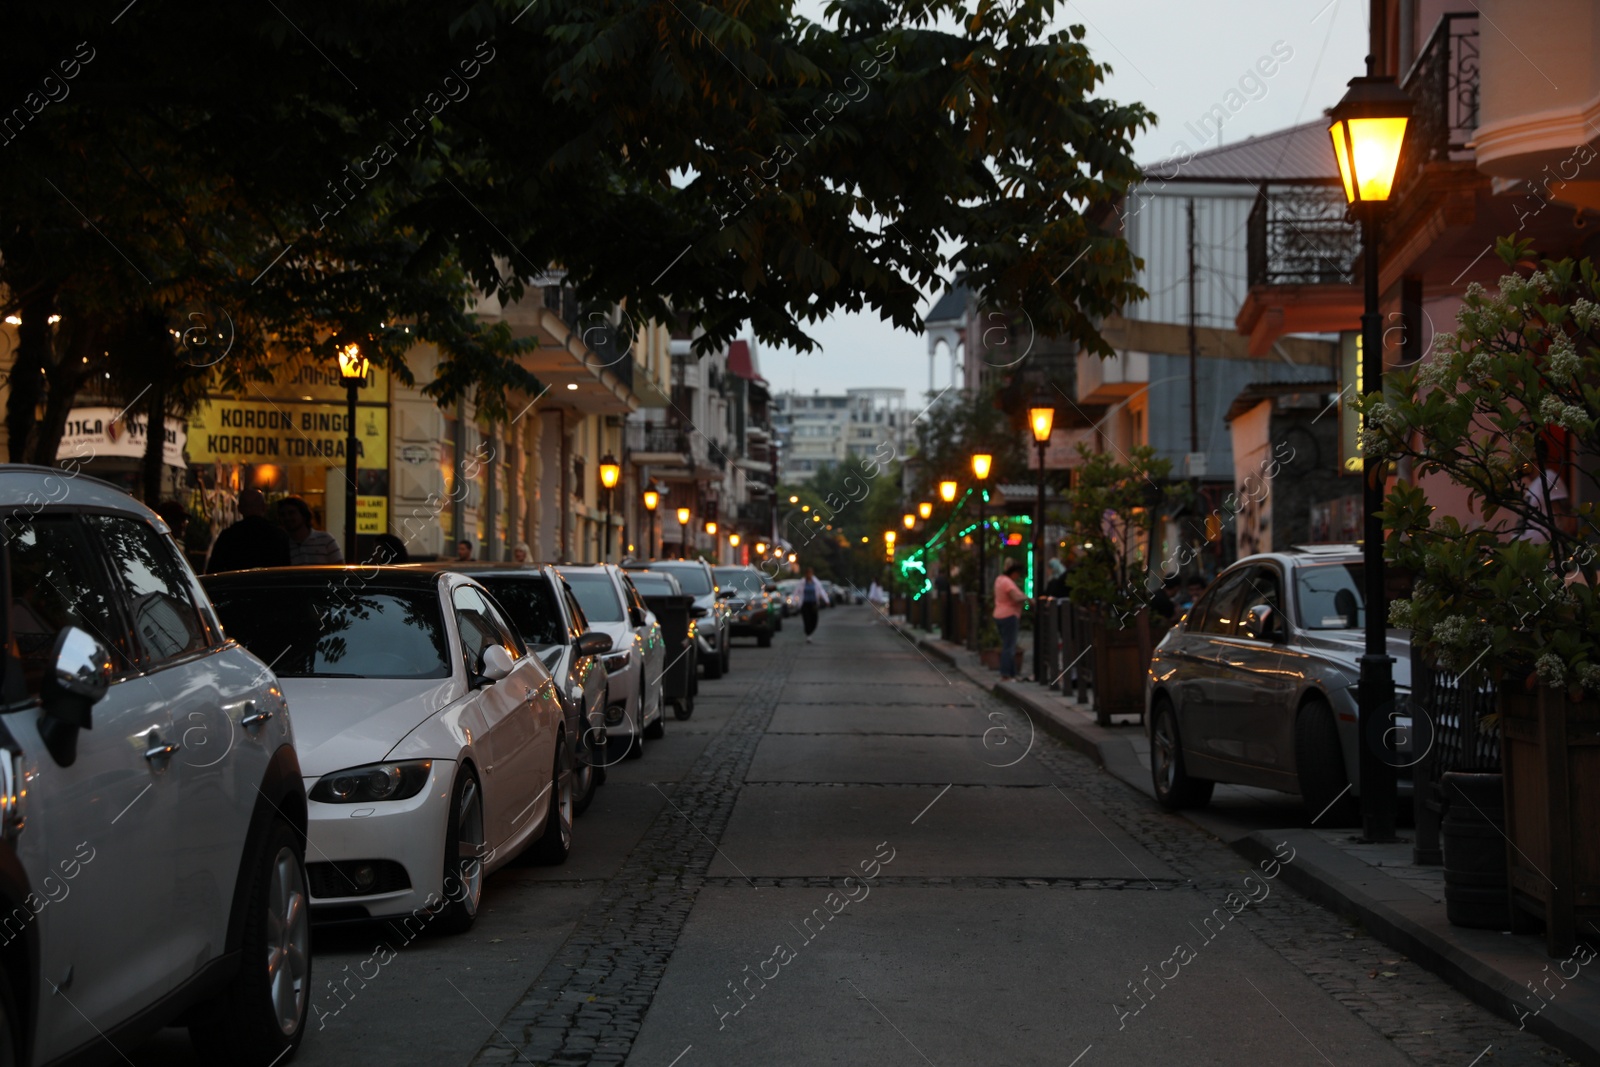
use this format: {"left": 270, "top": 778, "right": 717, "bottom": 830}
{"left": 1186, "top": 198, "right": 1201, "bottom": 572}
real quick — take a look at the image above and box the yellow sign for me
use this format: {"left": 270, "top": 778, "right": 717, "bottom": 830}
{"left": 188, "top": 400, "right": 388, "bottom": 468}
{"left": 357, "top": 496, "right": 387, "bottom": 536}
{"left": 262, "top": 362, "right": 389, "bottom": 403}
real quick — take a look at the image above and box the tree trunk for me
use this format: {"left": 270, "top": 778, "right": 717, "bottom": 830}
{"left": 6, "top": 287, "right": 54, "bottom": 463}
{"left": 141, "top": 374, "right": 168, "bottom": 504}
{"left": 29, "top": 322, "right": 95, "bottom": 468}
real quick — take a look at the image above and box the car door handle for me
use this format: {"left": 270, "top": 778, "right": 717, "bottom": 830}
{"left": 241, "top": 701, "right": 274, "bottom": 729}
{"left": 144, "top": 733, "right": 181, "bottom": 762}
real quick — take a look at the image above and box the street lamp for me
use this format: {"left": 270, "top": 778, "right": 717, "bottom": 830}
{"left": 1028, "top": 398, "right": 1056, "bottom": 683}
{"left": 676, "top": 506, "right": 691, "bottom": 559}
{"left": 972, "top": 453, "right": 993, "bottom": 626}
{"left": 1329, "top": 59, "right": 1411, "bottom": 843}
{"left": 903, "top": 512, "right": 916, "bottom": 530}
{"left": 643, "top": 488, "right": 659, "bottom": 559}
{"left": 729, "top": 533, "right": 740, "bottom": 548}
{"left": 939, "top": 480, "right": 958, "bottom": 503}
{"left": 598, "top": 453, "right": 620, "bottom": 562}
{"left": 336, "top": 343, "right": 368, "bottom": 561}
{"left": 755, "top": 540, "right": 768, "bottom": 555}
{"left": 918, "top": 501, "right": 933, "bottom": 520}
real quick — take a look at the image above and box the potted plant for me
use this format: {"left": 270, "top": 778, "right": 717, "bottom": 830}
{"left": 1366, "top": 237, "right": 1600, "bottom": 955}
{"left": 1062, "top": 444, "right": 1178, "bottom": 725}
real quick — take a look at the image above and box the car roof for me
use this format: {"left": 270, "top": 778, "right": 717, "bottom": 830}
{"left": 202, "top": 565, "right": 445, "bottom": 590}
{"left": 0, "top": 464, "right": 161, "bottom": 521}
{"left": 406, "top": 561, "right": 551, "bottom": 572}
{"left": 555, "top": 563, "right": 615, "bottom": 575}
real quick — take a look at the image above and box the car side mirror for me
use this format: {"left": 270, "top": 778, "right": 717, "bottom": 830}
{"left": 717, "top": 589, "right": 737, "bottom": 600}
{"left": 690, "top": 605, "right": 709, "bottom": 618}
{"left": 38, "top": 626, "right": 111, "bottom": 766}
{"left": 764, "top": 583, "right": 778, "bottom": 592}
{"left": 1244, "top": 604, "right": 1283, "bottom": 643}
{"left": 480, "top": 644, "right": 516, "bottom": 683}
{"left": 575, "top": 631, "right": 613, "bottom": 656}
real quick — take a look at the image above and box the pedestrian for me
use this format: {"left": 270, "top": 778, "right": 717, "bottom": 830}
{"left": 1043, "top": 557, "right": 1070, "bottom": 599}
{"left": 154, "top": 499, "right": 190, "bottom": 542}
{"left": 1183, "top": 575, "right": 1208, "bottom": 612}
{"left": 369, "top": 533, "right": 409, "bottom": 564}
{"left": 511, "top": 541, "right": 531, "bottom": 563}
{"left": 206, "top": 489, "right": 292, "bottom": 573}
{"left": 799, "top": 566, "right": 831, "bottom": 643}
{"left": 993, "top": 559, "right": 1027, "bottom": 680}
{"left": 278, "top": 496, "right": 344, "bottom": 565}
{"left": 457, "top": 539, "right": 474, "bottom": 561}
{"left": 1152, "top": 577, "right": 1179, "bottom": 631}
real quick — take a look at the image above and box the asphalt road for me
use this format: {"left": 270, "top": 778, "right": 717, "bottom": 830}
{"left": 131, "top": 606, "right": 1571, "bottom": 1067}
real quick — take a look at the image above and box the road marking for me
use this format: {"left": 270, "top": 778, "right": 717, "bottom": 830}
{"left": 911, "top": 784, "right": 952, "bottom": 825}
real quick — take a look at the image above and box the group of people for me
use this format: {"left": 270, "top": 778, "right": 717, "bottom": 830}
{"left": 989, "top": 557, "right": 1212, "bottom": 682}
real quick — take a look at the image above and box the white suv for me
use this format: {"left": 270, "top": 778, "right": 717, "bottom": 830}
{"left": 0, "top": 468, "right": 307, "bottom": 1066}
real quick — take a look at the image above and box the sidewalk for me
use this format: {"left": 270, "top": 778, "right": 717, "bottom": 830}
{"left": 885, "top": 615, "right": 1600, "bottom": 1066}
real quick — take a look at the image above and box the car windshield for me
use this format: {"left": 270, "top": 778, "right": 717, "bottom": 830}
{"left": 648, "top": 564, "right": 712, "bottom": 595}
{"left": 208, "top": 583, "right": 451, "bottom": 678}
{"left": 1295, "top": 563, "right": 1365, "bottom": 630}
{"left": 562, "top": 572, "right": 626, "bottom": 622}
{"left": 479, "top": 575, "right": 565, "bottom": 646}
{"left": 715, "top": 568, "right": 765, "bottom": 593}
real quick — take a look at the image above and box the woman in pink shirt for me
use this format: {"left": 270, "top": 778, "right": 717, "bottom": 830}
{"left": 993, "top": 560, "right": 1028, "bottom": 680}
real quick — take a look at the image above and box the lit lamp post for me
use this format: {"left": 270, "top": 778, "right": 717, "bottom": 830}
{"left": 939, "top": 479, "right": 958, "bottom": 640}
{"left": 918, "top": 501, "right": 933, "bottom": 521}
{"left": 643, "top": 488, "right": 659, "bottom": 559}
{"left": 705, "top": 520, "right": 718, "bottom": 562}
{"left": 336, "top": 343, "right": 368, "bottom": 561}
{"left": 1328, "top": 60, "right": 1411, "bottom": 843}
{"left": 676, "top": 506, "right": 691, "bottom": 559}
{"left": 598, "top": 453, "right": 620, "bottom": 562}
{"left": 1028, "top": 399, "right": 1056, "bottom": 684}
{"left": 972, "top": 453, "right": 993, "bottom": 637}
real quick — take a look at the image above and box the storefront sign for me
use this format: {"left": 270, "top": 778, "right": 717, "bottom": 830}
{"left": 187, "top": 400, "right": 388, "bottom": 468}
{"left": 57, "top": 407, "right": 186, "bottom": 467}
{"left": 357, "top": 495, "right": 388, "bottom": 535}
{"left": 269, "top": 362, "right": 389, "bottom": 403}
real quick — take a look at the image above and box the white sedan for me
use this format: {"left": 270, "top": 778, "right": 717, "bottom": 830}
{"left": 557, "top": 564, "right": 666, "bottom": 761}
{"left": 204, "top": 566, "right": 572, "bottom": 934}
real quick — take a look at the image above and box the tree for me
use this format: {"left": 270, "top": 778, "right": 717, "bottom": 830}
{"left": 4, "top": 0, "right": 1150, "bottom": 471}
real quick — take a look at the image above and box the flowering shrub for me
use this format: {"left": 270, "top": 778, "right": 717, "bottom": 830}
{"left": 1361, "top": 237, "right": 1600, "bottom": 693}
{"left": 1061, "top": 444, "right": 1182, "bottom": 625}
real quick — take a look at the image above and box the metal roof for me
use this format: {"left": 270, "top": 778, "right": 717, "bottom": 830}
{"left": 1141, "top": 120, "right": 1340, "bottom": 185}
{"left": 924, "top": 284, "right": 971, "bottom": 324}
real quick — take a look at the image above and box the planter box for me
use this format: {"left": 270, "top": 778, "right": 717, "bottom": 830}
{"left": 1500, "top": 687, "right": 1600, "bottom": 956}
{"left": 1091, "top": 610, "right": 1150, "bottom": 727}
{"left": 979, "top": 648, "right": 1024, "bottom": 674}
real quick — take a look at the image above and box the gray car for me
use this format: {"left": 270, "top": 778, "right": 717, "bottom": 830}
{"left": 0, "top": 467, "right": 307, "bottom": 1065}
{"left": 624, "top": 560, "right": 731, "bottom": 679}
{"left": 1145, "top": 545, "right": 1413, "bottom": 825}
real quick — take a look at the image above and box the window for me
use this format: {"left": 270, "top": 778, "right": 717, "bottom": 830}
{"left": 1234, "top": 567, "right": 1284, "bottom": 641}
{"left": 481, "top": 576, "right": 565, "bottom": 647}
{"left": 209, "top": 583, "right": 451, "bottom": 679}
{"left": 88, "top": 514, "right": 207, "bottom": 665}
{"left": 453, "top": 586, "right": 520, "bottom": 673}
{"left": 563, "top": 572, "right": 626, "bottom": 622}
{"left": 1295, "top": 563, "right": 1365, "bottom": 630}
{"left": 6, "top": 513, "right": 125, "bottom": 700}
{"left": 562, "top": 585, "right": 590, "bottom": 636}
{"left": 1192, "top": 569, "right": 1254, "bottom": 637}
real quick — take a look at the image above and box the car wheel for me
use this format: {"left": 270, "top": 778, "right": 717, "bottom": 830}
{"left": 189, "top": 820, "right": 311, "bottom": 1065}
{"left": 532, "top": 734, "right": 574, "bottom": 864}
{"left": 1296, "top": 697, "right": 1359, "bottom": 826}
{"left": 433, "top": 769, "right": 487, "bottom": 935}
{"left": 573, "top": 721, "right": 599, "bottom": 817}
{"left": 1150, "top": 698, "right": 1214, "bottom": 811}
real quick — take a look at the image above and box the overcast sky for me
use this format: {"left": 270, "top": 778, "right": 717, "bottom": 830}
{"left": 754, "top": 0, "right": 1368, "bottom": 398}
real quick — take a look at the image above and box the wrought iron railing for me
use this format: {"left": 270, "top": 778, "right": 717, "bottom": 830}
{"left": 628, "top": 425, "right": 691, "bottom": 455}
{"left": 1246, "top": 184, "right": 1359, "bottom": 286}
{"left": 1400, "top": 13, "right": 1480, "bottom": 173}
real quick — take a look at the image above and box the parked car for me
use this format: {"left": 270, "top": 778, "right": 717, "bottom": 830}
{"left": 714, "top": 566, "right": 781, "bottom": 646}
{"left": 0, "top": 467, "right": 307, "bottom": 1066}
{"left": 557, "top": 565, "right": 666, "bottom": 760}
{"left": 775, "top": 578, "right": 802, "bottom": 616}
{"left": 435, "top": 564, "right": 612, "bottom": 813}
{"left": 1144, "top": 546, "right": 1413, "bottom": 824}
{"left": 204, "top": 566, "right": 572, "bottom": 938}
{"left": 624, "top": 560, "right": 731, "bottom": 678}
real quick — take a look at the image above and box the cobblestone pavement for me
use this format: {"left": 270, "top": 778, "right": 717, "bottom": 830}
{"left": 464, "top": 609, "right": 1575, "bottom": 1066}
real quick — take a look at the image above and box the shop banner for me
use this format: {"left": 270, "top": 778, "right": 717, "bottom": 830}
{"left": 187, "top": 399, "right": 388, "bottom": 468}
{"left": 58, "top": 407, "right": 186, "bottom": 467}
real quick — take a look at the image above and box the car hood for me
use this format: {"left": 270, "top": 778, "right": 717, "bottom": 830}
{"left": 279, "top": 677, "right": 459, "bottom": 777}
{"left": 591, "top": 620, "right": 632, "bottom": 644}
{"left": 1293, "top": 629, "right": 1413, "bottom": 689}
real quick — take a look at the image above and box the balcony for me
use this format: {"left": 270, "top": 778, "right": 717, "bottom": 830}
{"left": 1247, "top": 185, "right": 1356, "bottom": 287}
{"left": 627, "top": 423, "right": 692, "bottom": 466}
{"left": 1398, "top": 13, "right": 1479, "bottom": 188}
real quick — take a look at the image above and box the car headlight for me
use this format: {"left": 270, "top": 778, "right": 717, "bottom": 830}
{"left": 310, "top": 760, "right": 433, "bottom": 804}
{"left": 604, "top": 650, "right": 632, "bottom": 673}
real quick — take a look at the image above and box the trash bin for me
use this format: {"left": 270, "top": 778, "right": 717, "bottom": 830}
{"left": 644, "top": 593, "right": 697, "bottom": 719}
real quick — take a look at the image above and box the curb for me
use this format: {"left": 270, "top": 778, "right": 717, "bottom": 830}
{"left": 888, "top": 619, "right": 1600, "bottom": 1064}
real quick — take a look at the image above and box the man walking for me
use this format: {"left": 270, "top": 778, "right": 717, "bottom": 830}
{"left": 799, "top": 566, "right": 831, "bottom": 643}
{"left": 206, "top": 489, "right": 292, "bottom": 573}
{"left": 993, "top": 559, "right": 1027, "bottom": 680}
{"left": 278, "top": 496, "right": 344, "bottom": 565}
